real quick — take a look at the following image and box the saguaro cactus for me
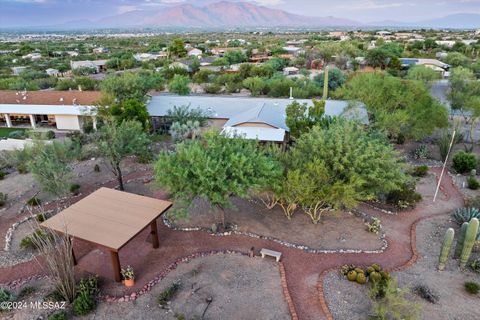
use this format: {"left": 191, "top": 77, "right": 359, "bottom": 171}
{"left": 454, "top": 222, "right": 468, "bottom": 258}
{"left": 460, "top": 218, "right": 479, "bottom": 269}
{"left": 438, "top": 228, "right": 455, "bottom": 271}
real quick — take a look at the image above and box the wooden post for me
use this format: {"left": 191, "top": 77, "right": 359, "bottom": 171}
{"left": 110, "top": 251, "right": 121, "bottom": 282}
{"left": 69, "top": 237, "right": 77, "bottom": 266}
{"left": 150, "top": 220, "right": 159, "bottom": 249}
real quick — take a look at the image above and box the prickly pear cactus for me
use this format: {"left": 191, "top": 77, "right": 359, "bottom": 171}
{"left": 438, "top": 228, "right": 454, "bottom": 271}
{"left": 460, "top": 218, "right": 479, "bottom": 269}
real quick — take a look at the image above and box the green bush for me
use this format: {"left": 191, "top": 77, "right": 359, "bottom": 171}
{"left": 20, "top": 229, "right": 52, "bottom": 250}
{"left": 78, "top": 275, "right": 99, "bottom": 297}
{"left": 464, "top": 281, "right": 480, "bottom": 294}
{"left": 45, "top": 290, "right": 65, "bottom": 302}
{"left": 0, "top": 193, "right": 7, "bottom": 207}
{"left": 467, "top": 176, "right": 480, "bottom": 190}
{"left": 413, "top": 165, "right": 429, "bottom": 177}
{"left": 386, "top": 183, "right": 422, "bottom": 208}
{"left": 157, "top": 282, "right": 180, "bottom": 306}
{"left": 18, "top": 286, "right": 35, "bottom": 299}
{"left": 45, "top": 130, "right": 56, "bottom": 140}
{"left": 412, "top": 145, "right": 429, "bottom": 159}
{"left": 69, "top": 184, "right": 81, "bottom": 195}
{"left": 0, "top": 287, "right": 15, "bottom": 304}
{"left": 365, "top": 217, "right": 381, "bottom": 234}
{"left": 48, "top": 311, "right": 68, "bottom": 320}
{"left": 17, "top": 163, "right": 28, "bottom": 174}
{"left": 36, "top": 213, "right": 46, "bottom": 222}
{"left": 203, "top": 83, "right": 222, "bottom": 94}
{"left": 8, "top": 130, "right": 27, "bottom": 139}
{"left": 471, "top": 258, "right": 480, "bottom": 273}
{"left": 452, "top": 151, "right": 477, "bottom": 174}
{"left": 26, "top": 197, "right": 41, "bottom": 206}
{"left": 0, "top": 171, "right": 6, "bottom": 180}
{"left": 73, "top": 291, "right": 96, "bottom": 316}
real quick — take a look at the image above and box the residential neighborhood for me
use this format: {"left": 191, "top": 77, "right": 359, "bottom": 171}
{"left": 0, "top": 1, "right": 480, "bottom": 320}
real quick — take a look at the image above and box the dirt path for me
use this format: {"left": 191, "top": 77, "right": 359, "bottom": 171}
{"left": 0, "top": 168, "right": 464, "bottom": 320}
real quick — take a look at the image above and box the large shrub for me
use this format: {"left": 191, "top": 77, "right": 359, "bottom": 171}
{"left": 452, "top": 151, "right": 477, "bottom": 174}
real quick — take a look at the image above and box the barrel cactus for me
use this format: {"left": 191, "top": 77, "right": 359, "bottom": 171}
{"left": 460, "top": 218, "right": 479, "bottom": 269}
{"left": 347, "top": 270, "right": 357, "bottom": 281}
{"left": 452, "top": 207, "right": 480, "bottom": 225}
{"left": 454, "top": 222, "right": 468, "bottom": 259}
{"left": 438, "top": 228, "right": 455, "bottom": 271}
{"left": 369, "top": 271, "right": 382, "bottom": 282}
{"left": 356, "top": 272, "right": 367, "bottom": 284}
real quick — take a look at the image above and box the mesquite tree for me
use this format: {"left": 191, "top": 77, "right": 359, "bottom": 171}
{"left": 96, "top": 119, "right": 150, "bottom": 191}
{"left": 155, "top": 130, "right": 281, "bottom": 229}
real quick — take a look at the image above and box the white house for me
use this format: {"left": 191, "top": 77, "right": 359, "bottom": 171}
{"left": 133, "top": 52, "right": 167, "bottom": 62}
{"left": 0, "top": 90, "right": 101, "bottom": 131}
{"left": 70, "top": 60, "right": 107, "bottom": 73}
{"left": 22, "top": 53, "right": 42, "bottom": 61}
{"left": 11, "top": 66, "right": 27, "bottom": 75}
{"left": 282, "top": 46, "right": 304, "bottom": 57}
{"left": 45, "top": 68, "right": 60, "bottom": 77}
{"left": 187, "top": 48, "right": 203, "bottom": 57}
{"left": 283, "top": 66, "right": 299, "bottom": 76}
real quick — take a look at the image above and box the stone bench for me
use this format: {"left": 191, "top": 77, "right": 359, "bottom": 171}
{"left": 260, "top": 248, "right": 282, "bottom": 262}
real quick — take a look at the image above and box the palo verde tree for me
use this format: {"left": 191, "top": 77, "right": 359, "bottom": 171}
{"left": 285, "top": 99, "right": 330, "bottom": 139}
{"left": 26, "top": 140, "right": 75, "bottom": 197}
{"left": 95, "top": 119, "right": 150, "bottom": 191}
{"left": 284, "top": 120, "right": 407, "bottom": 223}
{"left": 154, "top": 129, "right": 281, "bottom": 229}
{"left": 336, "top": 71, "right": 448, "bottom": 141}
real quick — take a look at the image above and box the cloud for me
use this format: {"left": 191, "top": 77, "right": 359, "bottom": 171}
{"left": 117, "top": 5, "right": 137, "bottom": 14}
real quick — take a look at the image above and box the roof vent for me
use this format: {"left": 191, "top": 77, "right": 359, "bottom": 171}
{"left": 59, "top": 97, "right": 64, "bottom": 102}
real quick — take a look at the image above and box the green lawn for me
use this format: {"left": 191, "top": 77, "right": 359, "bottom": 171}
{"left": 0, "top": 127, "right": 28, "bottom": 138}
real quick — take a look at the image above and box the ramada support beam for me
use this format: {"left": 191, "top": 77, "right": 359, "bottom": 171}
{"left": 150, "top": 220, "right": 159, "bottom": 249}
{"left": 110, "top": 251, "right": 121, "bottom": 282}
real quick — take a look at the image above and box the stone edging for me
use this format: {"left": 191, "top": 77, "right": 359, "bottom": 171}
{"left": 0, "top": 274, "right": 49, "bottom": 290}
{"left": 317, "top": 268, "right": 336, "bottom": 320}
{"left": 278, "top": 262, "right": 299, "bottom": 320}
{"left": 162, "top": 209, "right": 388, "bottom": 255}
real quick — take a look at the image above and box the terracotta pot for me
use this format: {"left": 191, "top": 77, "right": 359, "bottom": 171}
{"left": 124, "top": 279, "right": 135, "bottom": 287}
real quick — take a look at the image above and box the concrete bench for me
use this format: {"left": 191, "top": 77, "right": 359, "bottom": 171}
{"left": 260, "top": 248, "right": 282, "bottom": 262}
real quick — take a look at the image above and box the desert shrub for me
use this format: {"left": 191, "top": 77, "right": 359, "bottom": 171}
{"left": 8, "top": 130, "right": 27, "bottom": 139}
{"left": 48, "top": 311, "right": 67, "bottom": 320}
{"left": 17, "top": 163, "right": 28, "bottom": 174}
{"left": 94, "top": 164, "right": 100, "bottom": 172}
{"left": 20, "top": 229, "right": 53, "bottom": 250}
{"left": 452, "top": 151, "right": 477, "bottom": 174}
{"left": 465, "top": 196, "right": 480, "bottom": 208}
{"left": 69, "top": 183, "right": 81, "bottom": 195}
{"left": 412, "top": 165, "right": 428, "bottom": 177}
{"left": 464, "top": 281, "right": 480, "bottom": 294}
{"left": 0, "top": 193, "right": 7, "bottom": 207}
{"left": 365, "top": 217, "right": 381, "bottom": 234}
{"left": 26, "top": 196, "right": 41, "bottom": 206}
{"left": 471, "top": 258, "right": 480, "bottom": 273}
{"left": 203, "top": 83, "right": 221, "bottom": 94}
{"left": 36, "top": 213, "right": 46, "bottom": 222}
{"left": 157, "top": 282, "right": 180, "bottom": 306}
{"left": 0, "top": 287, "right": 15, "bottom": 304}
{"left": 467, "top": 176, "right": 480, "bottom": 190}
{"left": 369, "top": 277, "right": 421, "bottom": 320}
{"left": 45, "top": 290, "right": 65, "bottom": 302}
{"left": 73, "top": 291, "right": 96, "bottom": 316}
{"left": 45, "top": 130, "right": 56, "bottom": 140}
{"left": 78, "top": 275, "right": 99, "bottom": 297}
{"left": 452, "top": 207, "right": 480, "bottom": 225}
{"left": 385, "top": 183, "right": 422, "bottom": 209}
{"left": 18, "top": 286, "right": 36, "bottom": 299}
{"left": 413, "top": 284, "right": 438, "bottom": 304}
{"left": 412, "top": 145, "right": 429, "bottom": 159}
{"left": 0, "top": 171, "right": 6, "bottom": 180}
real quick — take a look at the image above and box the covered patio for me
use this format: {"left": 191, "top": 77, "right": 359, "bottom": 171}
{"left": 41, "top": 187, "right": 172, "bottom": 282}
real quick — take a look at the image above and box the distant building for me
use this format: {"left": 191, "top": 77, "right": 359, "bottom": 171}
{"left": 66, "top": 51, "right": 79, "bottom": 57}
{"left": 92, "top": 47, "right": 109, "bottom": 54}
{"left": 282, "top": 46, "right": 304, "bottom": 57}
{"left": 70, "top": 60, "right": 107, "bottom": 73}
{"left": 11, "top": 66, "right": 27, "bottom": 75}
{"left": 22, "top": 53, "right": 42, "bottom": 61}
{"left": 187, "top": 48, "right": 203, "bottom": 57}
{"left": 283, "top": 66, "right": 299, "bottom": 76}
{"left": 400, "top": 58, "right": 450, "bottom": 77}
{"left": 45, "top": 68, "right": 60, "bottom": 77}
{"left": 133, "top": 52, "right": 167, "bottom": 62}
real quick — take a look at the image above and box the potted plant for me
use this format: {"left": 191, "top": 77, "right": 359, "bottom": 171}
{"left": 121, "top": 265, "right": 135, "bottom": 287}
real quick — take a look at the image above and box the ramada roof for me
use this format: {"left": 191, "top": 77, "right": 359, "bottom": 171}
{"left": 0, "top": 90, "right": 102, "bottom": 106}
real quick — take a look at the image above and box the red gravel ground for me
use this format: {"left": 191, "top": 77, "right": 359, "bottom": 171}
{"left": 0, "top": 168, "right": 464, "bottom": 320}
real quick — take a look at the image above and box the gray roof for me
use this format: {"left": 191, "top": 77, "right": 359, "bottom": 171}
{"left": 147, "top": 95, "right": 368, "bottom": 131}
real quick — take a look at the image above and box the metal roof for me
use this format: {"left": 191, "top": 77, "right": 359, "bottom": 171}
{"left": 222, "top": 126, "right": 286, "bottom": 142}
{"left": 147, "top": 95, "right": 369, "bottom": 131}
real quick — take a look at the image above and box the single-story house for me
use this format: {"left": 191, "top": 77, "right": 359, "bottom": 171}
{"left": 282, "top": 46, "right": 304, "bottom": 57}
{"left": 283, "top": 66, "right": 299, "bottom": 76}
{"left": 133, "top": 52, "right": 167, "bottom": 62}
{"left": 400, "top": 58, "right": 450, "bottom": 77}
{"left": 11, "top": 66, "right": 27, "bottom": 75}
{"left": 71, "top": 60, "right": 108, "bottom": 73}
{"left": 22, "top": 53, "right": 42, "bottom": 61}
{"left": 0, "top": 90, "right": 100, "bottom": 131}
{"left": 147, "top": 95, "right": 368, "bottom": 143}
{"left": 187, "top": 48, "right": 203, "bottom": 57}
{"left": 93, "top": 47, "right": 109, "bottom": 54}
{"left": 46, "top": 68, "right": 60, "bottom": 77}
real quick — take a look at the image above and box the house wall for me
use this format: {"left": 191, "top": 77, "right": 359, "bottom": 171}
{"left": 233, "top": 122, "right": 276, "bottom": 129}
{"left": 54, "top": 115, "right": 81, "bottom": 130}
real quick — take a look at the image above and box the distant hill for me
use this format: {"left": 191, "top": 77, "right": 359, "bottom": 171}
{"left": 369, "top": 13, "right": 480, "bottom": 29}
{"left": 95, "top": 1, "right": 360, "bottom": 28}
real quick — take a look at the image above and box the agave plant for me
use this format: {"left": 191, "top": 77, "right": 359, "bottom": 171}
{"left": 452, "top": 207, "right": 480, "bottom": 225}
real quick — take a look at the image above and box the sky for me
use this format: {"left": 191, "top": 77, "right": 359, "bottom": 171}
{"left": 1, "top": 0, "right": 480, "bottom": 27}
